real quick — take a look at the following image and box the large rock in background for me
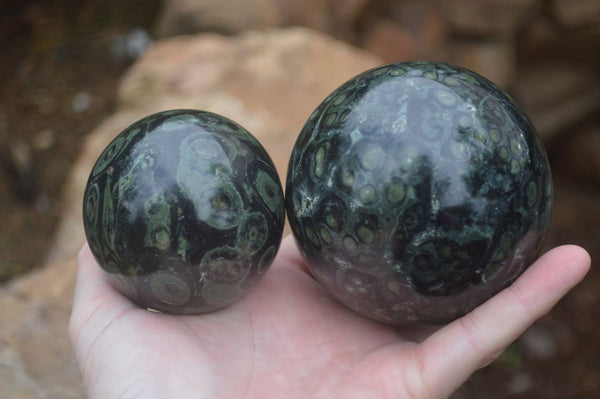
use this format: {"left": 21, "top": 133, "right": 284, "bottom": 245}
{"left": 154, "top": 0, "right": 369, "bottom": 39}
{"left": 0, "top": 27, "right": 381, "bottom": 398}
{"left": 153, "top": 0, "right": 600, "bottom": 124}
{"left": 439, "top": 0, "right": 539, "bottom": 38}
{"left": 0, "top": 253, "right": 79, "bottom": 398}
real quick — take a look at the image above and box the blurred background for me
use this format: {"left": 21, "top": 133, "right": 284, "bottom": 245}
{"left": 0, "top": 0, "right": 598, "bottom": 397}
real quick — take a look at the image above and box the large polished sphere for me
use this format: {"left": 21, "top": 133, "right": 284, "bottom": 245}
{"left": 286, "top": 62, "right": 552, "bottom": 325}
{"left": 83, "top": 109, "right": 285, "bottom": 314}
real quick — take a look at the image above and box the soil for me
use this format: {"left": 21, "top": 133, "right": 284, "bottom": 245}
{"left": 0, "top": 1, "right": 598, "bottom": 397}
{"left": 0, "top": 0, "right": 162, "bottom": 279}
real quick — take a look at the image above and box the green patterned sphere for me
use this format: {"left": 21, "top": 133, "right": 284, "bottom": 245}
{"left": 286, "top": 62, "right": 552, "bottom": 325}
{"left": 83, "top": 109, "right": 285, "bottom": 314}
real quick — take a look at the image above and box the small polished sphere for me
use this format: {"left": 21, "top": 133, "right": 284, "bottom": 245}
{"left": 285, "top": 62, "right": 553, "bottom": 325}
{"left": 83, "top": 109, "right": 285, "bottom": 314}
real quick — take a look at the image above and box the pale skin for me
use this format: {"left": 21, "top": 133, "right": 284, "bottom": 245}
{"left": 69, "top": 235, "right": 590, "bottom": 398}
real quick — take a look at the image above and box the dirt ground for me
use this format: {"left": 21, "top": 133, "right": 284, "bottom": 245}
{"left": 0, "top": 1, "right": 598, "bottom": 397}
{"left": 0, "top": 0, "right": 162, "bottom": 278}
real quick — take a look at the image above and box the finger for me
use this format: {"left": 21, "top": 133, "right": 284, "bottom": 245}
{"left": 416, "top": 245, "right": 591, "bottom": 398}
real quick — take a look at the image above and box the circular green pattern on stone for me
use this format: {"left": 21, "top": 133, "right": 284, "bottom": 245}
{"left": 83, "top": 109, "right": 285, "bottom": 314}
{"left": 286, "top": 61, "right": 552, "bottom": 325}
{"left": 150, "top": 271, "right": 191, "bottom": 306}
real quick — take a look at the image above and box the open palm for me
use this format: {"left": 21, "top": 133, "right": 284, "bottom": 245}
{"left": 69, "top": 235, "right": 590, "bottom": 398}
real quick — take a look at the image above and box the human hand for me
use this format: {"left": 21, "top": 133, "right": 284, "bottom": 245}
{"left": 69, "top": 235, "right": 590, "bottom": 398}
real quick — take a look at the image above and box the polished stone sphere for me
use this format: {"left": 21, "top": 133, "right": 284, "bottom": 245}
{"left": 286, "top": 61, "right": 552, "bottom": 325}
{"left": 83, "top": 109, "right": 285, "bottom": 314}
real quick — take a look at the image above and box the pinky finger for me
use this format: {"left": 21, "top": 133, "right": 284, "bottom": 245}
{"left": 415, "top": 245, "right": 590, "bottom": 398}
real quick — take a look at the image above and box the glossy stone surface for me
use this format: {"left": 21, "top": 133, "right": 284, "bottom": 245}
{"left": 286, "top": 62, "right": 552, "bottom": 325}
{"left": 83, "top": 109, "right": 285, "bottom": 314}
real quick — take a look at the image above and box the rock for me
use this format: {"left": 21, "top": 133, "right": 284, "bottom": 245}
{"left": 549, "top": 173, "right": 600, "bottom": 250}
{"left": 155, "top": 0, "right": 281, "bottom": 37}
{"left": 272, "top": 0, "right": 368, "bottom": 38}
{"left": 360, "top": 20, "right": 419, "bottom": 62}
{"left": 557, "top": 124, "right": 600, "bottom": 185}
{"left": 511, "top": 63, "right": 600, "bottom": 141}
{"left": 507, "top": 372, "right": 533, "bottom": 394}
{"left": 519, "top": 325, "right": 558, "bottom": 360}
{"left": 517, "top": 13, "right": 600, "bottom": 71}
{"left": 0, "top": 27, "right": 381, "bottom": 398}
{"left": 582, "top": 370, "right": 600, "bottom": 393}
{"left": 155, "top": 0, "right": 369, "bottom": 39}
{"left": 357, "top": 0, "right": 446, "bottom": 62}
{"left": 552, "top": 0, "right": 600, "bottom": 27}
{"left": 0, "top": 255, "right": 80, "bottom": 399}
{"left": 3, "top": 138, "right": 37, "bottom": 202}
{"left": 435, "top": 39, "right": 516, "bottom": 88}
{"left": 32, "top": 129, "right": 55, "bottom": 151}
{"left": 439, "top": 0, "right": 539, "bottom": 38}
{"left": 515, "top": 15, "right": 561, "bottom": 61}
{"left": 517, "top": 15, "right": 600, "bottom": 67}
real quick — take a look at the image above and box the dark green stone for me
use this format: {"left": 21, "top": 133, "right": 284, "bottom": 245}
{"left": 285, "top": 62, "right": 552, "bottom": 325}
{"left": 83, "top": 109, "right": 285, "bottom": 314}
